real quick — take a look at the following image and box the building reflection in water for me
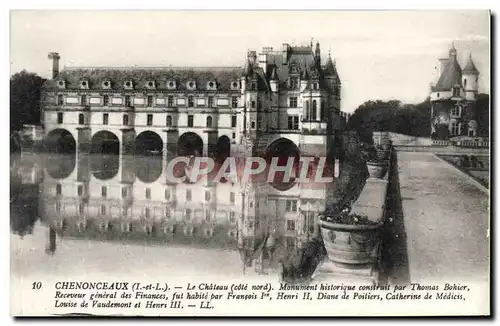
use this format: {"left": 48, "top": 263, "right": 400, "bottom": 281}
{"left": 22, "top": 153, "right": 330, "bottom": 277}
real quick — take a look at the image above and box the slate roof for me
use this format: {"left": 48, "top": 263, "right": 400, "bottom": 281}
{"left": 463, "top": 55, "right": 479, "bottom": 75}
{"left": 434, "top": 55, "right": 463, "bottom": 92}
{"left": 45, "top": 66, "right": 244, "bottom": 91}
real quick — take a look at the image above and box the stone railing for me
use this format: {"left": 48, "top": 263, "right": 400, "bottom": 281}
{"left": 349, "top": 148, "right": 393, "bottom": 223}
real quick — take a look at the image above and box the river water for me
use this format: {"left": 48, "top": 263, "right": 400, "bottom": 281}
{"left": 11, "top": 153, "right": 339, "bottom": 283}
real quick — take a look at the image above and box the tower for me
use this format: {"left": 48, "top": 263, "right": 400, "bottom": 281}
{"left": 314, "top": 41, "right": 321, "bottom": 67}
{"left": 462, "top": 54, "right": 480, "bottom": 101}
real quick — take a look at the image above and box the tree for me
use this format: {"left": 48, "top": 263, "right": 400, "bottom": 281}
{"left": 10, "top": 70, "right": 46, "bottom": 132}
{"left": 476, "top": 93, "right": 489, "bottom": 137}
{"left": 347, "top": 98, "right": 432, "bottom": 141}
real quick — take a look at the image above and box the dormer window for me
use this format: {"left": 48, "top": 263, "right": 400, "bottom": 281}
{"left": 167, "top": 80, "right": 176, "bottom": 90}
{"left": 146, "top": 81, "right": 156, "bottom": 89}
{"left": 124, "top": 80, "right": 134, "bottom": 90}
{"left": 452, "top": 86, "right": 460, "bottom": 97}
{"left": 101, "top": 80, "right": 111, "bottom": 89}
{"left": 230, "top": 81, "right": 240, "bottom": 90}
{"left": 56, "top": 80, "right": 66, "bottom": 89}
{"left": 79, "top": 80, "right": 89, "bottom": 89}
{"left": 206, "top": 81, "right": 217, "bottom": 91}
{"left": 187, "top": 81, "right": 196, "bottom": 90}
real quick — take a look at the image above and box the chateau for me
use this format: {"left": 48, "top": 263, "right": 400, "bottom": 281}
{"left": 430, "top": 44, "right": 481, "bottom": 139}
{"left": 42, "top": 41, "right": 346, "bottom": 163}
{"left": 37, "top": 40, "right": 345, "bottom": 274}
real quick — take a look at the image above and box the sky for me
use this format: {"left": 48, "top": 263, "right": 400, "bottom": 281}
{"left": 10, "top": 10, "right": 490, "bottom": 111}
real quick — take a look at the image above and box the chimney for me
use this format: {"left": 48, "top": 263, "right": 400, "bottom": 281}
{"left": 247, "top": 51, "right": 257, "bottom": 66}
{"left": 281, "top": 43, "right": 289, "bottom": 64}
{"left": 48, "top": 52, "right": 61, "bottom": 79}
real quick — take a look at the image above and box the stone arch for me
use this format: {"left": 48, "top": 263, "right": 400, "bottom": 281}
{"left": 45, "top": 128, "right": 76, "bottom": 154}
{"left": 265, "top": 138, "right": 301, "bottom": 191}
{"left": 135, "top": 130, "right": 163, "bottom": 156}
{"left": 91, "top": 130, "right": 120, "bottom": 155}
{"left": 177, "top": 132, "right": 204, "bottom": 157}
{"left": 44, "top": 129, "right": 77, "bottom": 179}
{"left": 90, "top": 131, "right": 120, "bottom": 180}
{"left": 215, "top": 135, "right": 231, "bottom": 164}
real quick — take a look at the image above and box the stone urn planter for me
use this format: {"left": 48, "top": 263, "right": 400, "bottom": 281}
{"left": 367, "top": 161, "right": 388, "bottom": 179}
{"left": 375, "top": 149, "right": 391, "bottom": 161}
{"left": 318, "top": 216, "right": 383, "bottom": 266}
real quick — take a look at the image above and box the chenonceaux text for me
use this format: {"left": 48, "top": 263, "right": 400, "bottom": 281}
{"left": 55, "top": 282, "right": 129, "bottom": 290}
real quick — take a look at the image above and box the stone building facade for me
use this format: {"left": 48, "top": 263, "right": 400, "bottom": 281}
{"left": 41, "top": 41, "right": 344, "bottom": 162}
{"left": 430, "top": 44, "right": 482, "bottom": 139}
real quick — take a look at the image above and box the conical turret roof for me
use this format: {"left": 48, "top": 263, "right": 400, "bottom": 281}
{"left": 271, "top": 66, "right": 279, "bottom": 81}
{"left": 463, "top": 54, "right": 479, "bottom": 75}
{"left": 324, "top": 55, "right": 336, "bottom": 76}
{"left": 243, "top": 59, "right": 253, "bottom": 78}
{"left": 434, "top": 45, "right": 462, "bottom": 91}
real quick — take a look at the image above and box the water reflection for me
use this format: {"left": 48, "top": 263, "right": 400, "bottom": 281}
{"left": 11, "top": 152, "right": 329, "bottom": 277}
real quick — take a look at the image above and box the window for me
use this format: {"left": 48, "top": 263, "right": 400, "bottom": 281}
{"left": 251, "top": 83, "right": 256, "bottom": 90}
{"left": 208, "top": 96, "right": 214, "bottom": 108}
{"left": 206, "top": 116, "right": 213, "bottom": 128}
{"left": 205, "top": 191, "right": 211, "bottom": 201}
{"left": 56, "top": 202, "right": 61, "bottom": 213}
{"left": 205, "top": 209, "right": 211, "bottom": 221}
{"left": 464, "top": 79, "right": 467, "bottom": 89}
{"left": 145, "top": 188, "right": 151, "bottom": 199}
{"left": 122, "top": 187, "right": 127, "bottom": 198}
{"left": 230, "top": 192, "right": 235, "bottom": 203}
{"left": 165, "top": 189, "right": 170, "bottom": 200}
{"left": 125, "top": 95, "right": 131, "bottom": 107}
{"left": 79, "top": 204, "right": 84, "bottom": 215}
{"left": 56, "top": 184, "right": 62, "bottom": 195}
{"left": 57, "top": 112, "right": 63, "bottom": 124}
{"left": 453, "top": 87, "right": 460, "bottom": 97}
{"left": 103, "top": 113, "right": 109, "bottom": 125}
{"left": 147, "top": 114, "right": 153, "bottom": 126}
{"left": 185, "top": 209, "right": 192, "bottom": 220}
{"left": 286, "top": 200, "right": 297, "bottom": 212}
{"left": 188, "top": 115, "right": 194, "bottom": 127}
{"left": 103, "top": 95, "right": 109, "bottom": 106}
{"left": 257, "top": 101, "right": 262, "bottom": 109}
{"left": 313, "top": 83, "right": 318, "bottom": 90}
{"left": 451, "top": 105, "right": 461, "bottom": 117}
{"left": 101, "top": 205, "right": 106, "bottom": 215}
{"left": 287, "top": 116, "right": 299, "bottom": 130}
{"left": 101, "top": 186, "right": 107, "bottom": 198}
{"left": 81, "top": 95, "right": 87, "bottom": 106}
{"left": 287, "top": 220, "right": 296, "bottom": 231}
{"left": 290, "top": 97, "right": 298, "bottom": 108}
{"left": 57, "top": 95, "right": 64, "bottom": 105}
{"left": 186, "top": 189, "right": 192, "bottom": 201}
{"left": 78, "top": 113, "right": 85, "bottom": 125}
{"left": 229, "top": 211, "right": 236, "bottom": 223}
{"left": 312, "top": 100, "right": 317, "bottom": 120}
{"left": 232, "top": 97, "right": 238, "bottom": 108}
{"left": 123, "top": 114, "right": 129, "bottom": 126}
{"left": 168, "top": 96, "right": 174, "bottom": 107}
{"left": 166, "top": 116, "right": 172, "bottom": 127}
{"left": 251, "top": 121, "right": 256, "bottom": 129}
{"left": 77, "top": 185, "right": 83, "bottom": 196}
{"left": 147, "top": 96, "right": 153, "bottom": 107}
{"left": 188, "top": 96, "right": 194, "bottom": 107}
{"left": 231, "top": 115, "right": 237, "bottom": 128}
{"left": 251, "top": 101, "right": 256, "bottom": 108}
{"left": 305, "top": 101, "right": 310, "bottom": 120}
{"left": 232, "top": 132, "right": 236, "bottom": 139}
{"left": 450, "top": 122, "right": 460, "bottom": 136}
{"left": 145, "top": 207, "right": 150, "bottom": 218}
